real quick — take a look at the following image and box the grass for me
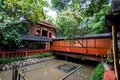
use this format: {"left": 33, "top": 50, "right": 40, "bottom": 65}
{"left": 90, "top": 62, "right": 104, "bottom": 80}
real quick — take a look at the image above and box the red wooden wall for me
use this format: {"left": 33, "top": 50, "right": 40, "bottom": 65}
{"left": 51, "top": 38, "right": 112, "bottom": 56}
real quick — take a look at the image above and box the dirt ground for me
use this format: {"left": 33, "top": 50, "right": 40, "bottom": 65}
{"left": 65, "top": 64, "right": 95, "bottom": 80}
{"left": 0, "top": 59, "right": 96, "bottom": 80}
{"left": 25, "top": 60, "right": 68, "bottom": 80}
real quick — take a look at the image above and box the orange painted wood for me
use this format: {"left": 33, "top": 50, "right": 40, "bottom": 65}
{"left": 96, "top": 38, "right": 112, "bottom": 48}
{"left": 72, "top": 40, "right": 86, "bottom": 47}
{"left": 70, "top": 47, "right": 86, "bottom": 54}
{"left": 1, "top": 49, "right": 48, "bottom": 58}
{"left": 51, "top": 47, "right": 86, "bottom": 54}
{"left": 87, "top": 39, "right": 95, "bottom": 47}
{"left": 51, "top": 47, "right": 71, "bottom": 52}
{"left": 87, "top": 48, "right": 108, "bottom": 55}
{"left": 51, "top": 38, "right": 112, "bottom": 56}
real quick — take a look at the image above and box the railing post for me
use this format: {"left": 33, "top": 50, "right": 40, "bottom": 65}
{"left": 12, "top": 66, "right": 15, "bottom": 80}
{"left": 25, "top": 51, "right": 28, "bottom": 56}
{"left": 18, "top": 74, "right": 20, "bottom": 80}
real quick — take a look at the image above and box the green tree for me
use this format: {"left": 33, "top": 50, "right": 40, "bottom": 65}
{"left": 51, "top": 0, "right": 111, "bottom": 37}
{"left": 0, "top": 0, "right": 47, "bottom": 47}
{"left": 80, "top": 0, "right": 111, "bottom": 34}
{"left": 55, "top": 8, "right": 82, "bottom": 37}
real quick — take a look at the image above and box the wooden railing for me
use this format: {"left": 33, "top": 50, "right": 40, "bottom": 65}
{"left": 1, "top": 49, "right": 49, "bottom": 58}
{"left": 12, "top": 66, "right": 29, "bottom": 80}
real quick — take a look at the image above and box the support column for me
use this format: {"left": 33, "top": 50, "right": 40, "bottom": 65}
{"left": 40, "top": 27, "right": 42, "bottom": 36}
{"left": 47, "top": 42, "right": 50, "bottom": 51}
{"left": 112, "top": 25, "right": 119, "bottom": 80}
{"left": 45, "top": 42, "right": 48, "bottom": 50}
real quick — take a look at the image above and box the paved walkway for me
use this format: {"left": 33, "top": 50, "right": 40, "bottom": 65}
{"left": 103, "top": 63, "right": 115, "bottom": 80}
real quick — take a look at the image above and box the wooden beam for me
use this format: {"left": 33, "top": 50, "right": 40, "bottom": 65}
{"left": 112, "top": 25, "right": 119, "bottom": 80}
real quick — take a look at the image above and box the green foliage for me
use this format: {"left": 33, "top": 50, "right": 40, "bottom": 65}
{"left": 51, "top": 0, "right": 81, "bottom": 12}
{"left": 34, "top": 52, "right": 53, "bottom": 58}
{"left": 43, "top": 53, "right": 53, "bottom": 57}
{"left": 3, "top": 0, "right": 46, "bottom": 23}
{"left": 55, "top": 8, "right": 82, "bottom": 37}
{"left": 0, "top": 53, "right": 52, "bottom": 64}
{"left": 0, "top": 57, "right": 27, "bottom": 64}
{"left": 80, "top": 0, "right": 111, "bottom": 34}
{"left": 51, "top": 0, "right": 67, "bottom": 12}
{"left": 0, "top": 0, "right": 47, "bottom": 47}
{"left": 0, "top": 11, "right": 23, "bottom": 45}
{"left": 2, "top": 30, "right": 22, "bottom": 45}
{"left": 34, "top": 54, "right": 44, "bottom": 58}
{"left": 90, "top": 63, "right": 104, "bottom": 80}
{"left": 51, "top": 0, "right": 111, "bottom": 37}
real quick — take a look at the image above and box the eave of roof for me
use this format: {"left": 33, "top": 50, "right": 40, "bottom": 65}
{"left": 52, "top": 33, "right": 112, "bottom": 40}
{"left": 111, "top": 0, "right": 120, "bottom": 13}
{"left": 105, "top": 0, "right": 120, "bottom": 31}
{"left": 21, "top": 35, "right": 52, "bottom": 42}
{"left": 105, "top": 12, "right": 120, "bottom": 32}
{"left": 38, "top": 21, "right": 56, "bottom": 30}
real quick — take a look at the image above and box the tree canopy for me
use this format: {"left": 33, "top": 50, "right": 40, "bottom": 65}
{"left": 0, "top": 0, "right": 111, "bottom": 46}
{"left": 0, "top": 0, "right": 47, "bottom": 46}
{"left": 51, "top": 0, "right": 111, "bottom": 37}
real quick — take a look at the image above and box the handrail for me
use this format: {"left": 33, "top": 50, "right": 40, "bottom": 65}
{"left": 2, "top": 49, "right": 47, "bottom": 53}
{"left": 59, "top": 65, "right": 82, "bottom": 80}
{"left": 18, "top": 71, "right": 29, "bottom": 80}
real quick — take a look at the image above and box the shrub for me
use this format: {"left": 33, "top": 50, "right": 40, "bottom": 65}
{"left": 0, "top": 57, "right": 27, "bottom": 64}
{"left": 0, "top": 52, "right": 53, "bottom": 64}
{"left": 34, "top": 54, "right": 44, "bottom": 58}
{"left": 19, "top": 56, "right": 27, "bottom": 60}
{"left": 90, "top": 62, "right": 104, "bottom": 80}
{"left": 34, "top": 52, "right": 53, "bottom": 58}
{"left": 43, "top": 53, "right": 53, "bottom": 57}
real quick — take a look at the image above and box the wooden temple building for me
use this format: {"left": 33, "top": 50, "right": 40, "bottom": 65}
{"left": 0, "top": 21, "right": 56, "bottom": 59}
{"left": 0, "top": 0, "right": 120, "bottom": 80}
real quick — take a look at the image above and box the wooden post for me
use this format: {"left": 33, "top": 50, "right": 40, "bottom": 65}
{"left": 112, "top": 25, "right": 119, "bottom": 80}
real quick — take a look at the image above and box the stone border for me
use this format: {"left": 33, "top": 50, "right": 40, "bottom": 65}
{"left": 0, "top": 56, "right": 54, "bottom": 71}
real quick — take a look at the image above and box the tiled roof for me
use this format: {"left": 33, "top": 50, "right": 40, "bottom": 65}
{"left": 53, "top": 33, "right": 112, "bottom": 40}
{"left": 21, "top": 34, "right": 52, "bottom": 42}
{"left": 112, "top": 0, "right": 120, "bottom": 12}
